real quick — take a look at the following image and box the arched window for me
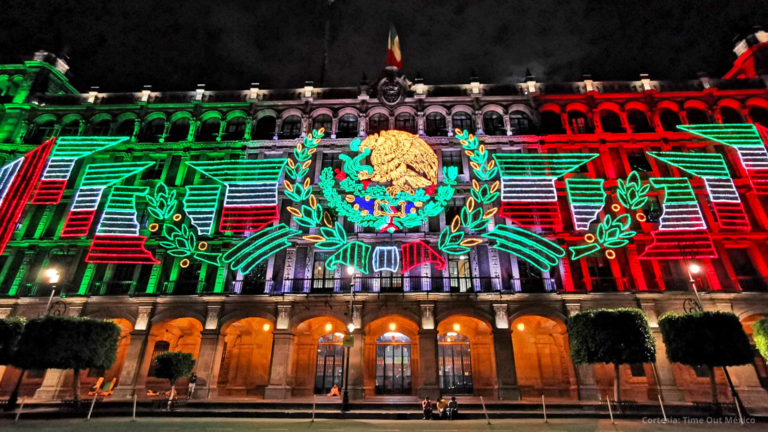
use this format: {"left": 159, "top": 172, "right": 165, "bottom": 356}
{"left": 253, "top": 116, "right": 276, "bottom": 140}
{"left": 165, "top": 118, "right": 190, "bottom": 142}
{"left": 25, "top": 118, "right": 56, "bottom": 144}
{"left": 626, "top": 109, "right": 653, "bottom": 133}
{"left": 394, "top": 113, "right": 416, "bottom": 133}
{"left": 147, "top": 341, "right": 170, "bottom": 377}
{"left": 539, "top": 111, "right": 565, "bottom": 135}
{"left": 509, "top": 111, "right": 532, "bottom": 135}
{"left": 139, "top": 118, "right": 166, "bottom": 142}
{"left": 198, "top": 117, "right": 221, "bottom": 141}
{"left": 312, "top": 114, "right": 332, "bottom": 133}
{"left": 685, "top": 108, "right": 709, "bottom": 125}
{"left": 90, "top": 118, "right": 112, "bottom": 136}
{"left": 483, "top": 111, "right": 506, "bottom": 135}
{"left": 658, "top": 109, "right": 681, "bottom": 132}
{"left": 59, "top": 119, "right": 80, "bottom": 137}
{"left": 425, "top": 112, "right": 447, "bottom": 136}
{"left": 567, "top": 111, "right": 592, "bottom": 134}
{"left": 368, "top": 113, "right": 389, "bottom": 135}
{"left": 599, "top": 110, "right": 624, "bottom": 133}
{"left": 222, "top": 117, "right": 246, "bottom": 141}
{"left": 336, "top": 114, "right": 358, "bottom": 138}
{"left": 280, "top": 115, "right": 302, "bottom": 139}
{"left": 720, "top": 106, "right": 743, "bottom": 124}
{"left": 749, "top": 106, "right": 768, "bottom": 128}
{"left": 114, "top": 118, "right": 136, "bottom": 137}
{"left": 452, "top": 112, "right": 474, "bottom": 134}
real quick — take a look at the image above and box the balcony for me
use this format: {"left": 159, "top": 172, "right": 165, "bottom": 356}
{"left": 90, "top": 281, "right": 136, "bottom": 296}
{"left": 513, "top": 278, "right": 557, "bottom": 293}
{"left": 734, "top": 276, "right": 768, "bottom": 292}
{"left": 229, "top": 279, "right": 272, "bottom": 295}
{"left": 588, "top": 277, "right": 631, "bottom": 292}
{"left": 162, "top": 280, "right": 206, "bottom": 295}
{"left": 275, "top": 276, "right": 500, "bottom": 295}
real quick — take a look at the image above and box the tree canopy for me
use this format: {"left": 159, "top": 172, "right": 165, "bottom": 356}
{"left": 567, "top": 308, "right": 656, "bottom": 365}
{"left": 659, "top": 311, "right": 753, "bottom": 368}
{"left": 151, "top": 352, "right": 195, "bottom": 386}
{"left": 0, "top": 317, "right": 24, "bottom": 366}
{"left": 753, "top": 317, "right": 768, "bottom": 362}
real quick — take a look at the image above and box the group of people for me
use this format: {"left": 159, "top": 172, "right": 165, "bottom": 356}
{"left": 422, "top": 396, "right": 458, "bottom": 420}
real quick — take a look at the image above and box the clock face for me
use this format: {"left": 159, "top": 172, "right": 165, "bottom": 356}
{"left": 379, "top": 78, "right": 404, "bottom": 105}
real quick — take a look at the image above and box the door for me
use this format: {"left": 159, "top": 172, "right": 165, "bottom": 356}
{"left": 314, "top": 334, "right": 344, "bottom": 395}
{"left": 375, "top": 332, "right": 412, "bottom": 395}
{"left": 438, "top": 333, "right": 473, "bottom": 394}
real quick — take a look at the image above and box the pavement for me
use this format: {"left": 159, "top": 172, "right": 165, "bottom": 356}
{"left": 0, "top": 417, "right": 766, "bottom": 432}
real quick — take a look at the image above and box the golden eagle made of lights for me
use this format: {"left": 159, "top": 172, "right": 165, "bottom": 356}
{"left": 357, "top": 130, "right": 438, "bottom": 196}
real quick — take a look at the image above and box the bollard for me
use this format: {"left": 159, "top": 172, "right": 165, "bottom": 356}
{"left": 480, "top": 396, "right": 491, "bottom": 425}
{"left": 15, "top": 397, "right": 26, "bottom": 423}
{"left": 606, "top": 396, "right": 615, "bottom": 425}
{"left": 542, "top": 395, "right": 547, "bottom": 423}
{"left": 87, "top": 396, "right": 97, "bottom": 420}
{"left": 311, "top": 394, "right": 316, "bottom": 423}
{"left": 132, "top": 394, "right": 137, "bottom": 422}
{"left": 658, "top": 394, "right": 667, "bottom": 423}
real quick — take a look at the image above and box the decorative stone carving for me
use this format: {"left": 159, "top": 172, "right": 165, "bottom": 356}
{"left": 493, "top": 304, "right": 509, "bottom": 329}
{"left": 134, "top": 305, "right": 153, "bottom": 331}
{"left": 420, "top": 303, "right": 435, "bottom": 330}
{"left": 277, "top": 304, "right": 291, "bottom": 330}
{"left": 205, "top": 305, "right": 221, "bottom": 330}
{"left": 565, "top": 302, "right": 581, "bottom": 317}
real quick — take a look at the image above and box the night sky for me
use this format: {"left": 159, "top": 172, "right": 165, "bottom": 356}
{"left": 2, "top": 0, "right": 767, "bottom": 92}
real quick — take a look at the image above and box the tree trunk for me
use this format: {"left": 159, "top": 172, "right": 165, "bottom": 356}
{"left": 723, "top": 366, "right": 749, "bottom": 417}
{"left": 6, "top": 370, "right": 24, "bottom": 410}
{"left": 72, "top": 368, "right": 81, "bottom": 402}
{"left": 614, "top": 363, "right": 621, "bottom": 403}
{"left": 708, "top": 366, "right": 718, "bottom": 405}
{"left": 167, "top": 381, "right": 176, "bottom": 411}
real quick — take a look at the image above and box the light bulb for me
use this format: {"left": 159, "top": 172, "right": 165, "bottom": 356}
{"left": 689, "top": 264, "right": 701, "bottom": 274}
{"left": 517, "top": 323, "right": 525, "bottom": 331}
{"left": 325, "top": 323, "right": 333, "bottom": 332}
{"left": 389, "top": 322, "right": 396, "bottom": 331}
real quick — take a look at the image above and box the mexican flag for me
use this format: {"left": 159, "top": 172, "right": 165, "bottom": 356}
{"left": 386, "top": 25, "right": 402, "bottom": 69}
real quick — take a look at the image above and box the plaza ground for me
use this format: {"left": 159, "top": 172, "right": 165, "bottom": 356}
{"left": 1, "top": 417, "right": 766, "bottom": 432}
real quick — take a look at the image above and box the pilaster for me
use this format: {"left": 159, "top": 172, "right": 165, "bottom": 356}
{"left": 417, "top": 329, "right": 440, "bottom": 399}
{"left": 493, "top": 328, "right": 521, "bottom": 400}
{"left": 264, "top": 330, "right": 296, "bottom": 399}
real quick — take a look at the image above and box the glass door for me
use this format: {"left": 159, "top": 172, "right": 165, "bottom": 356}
{"left": 375, "top": 332, "right": 412, "bottom": 395}
{"left": 314, "top": 333, "right": 345, "bottom": 395}
{"left": 438, "top": 333, "right": 473, "bottom": 394}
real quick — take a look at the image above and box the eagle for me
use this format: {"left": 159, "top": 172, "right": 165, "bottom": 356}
{"left": 357, "top": 130, "right": 438, "bottom": 197}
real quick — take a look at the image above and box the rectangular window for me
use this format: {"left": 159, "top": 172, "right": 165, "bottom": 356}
{"left": 141, "top": 159, "right": 165, "bottom": 181}
{"left": 693, "top": 365, "right": 710, "bottom": 378}
{"left": 448, "top": 254, "right": 472, "bottom": 292}
{"left": 629, "top": 363, "right": 647, "bottom": 377}
{"left": 626, "top": 148, "right": 652, "bottom": 173}
{"left": 642, "top": 195, "right": 663, "bottom": 223}
{"left": 312, "top": 252, "right": 335, "bottom": 291}
{"left": 321, "top": 152, "right": 343, "bottom": 172}
{"left": 442, "top": 151, "right": 464, "bottom": 175}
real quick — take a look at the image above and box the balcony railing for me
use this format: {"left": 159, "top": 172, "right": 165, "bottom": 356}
{"left": 274, "top": 276, "right": 500, "bottom": 295}
{"left": 229, "top": 280, "right": 272, "bottom": 295}
{"left": 162, "top": 280, "right": 206, "bottom": 295}
{"left": 91, "top": 281, "right": 136, "bottom": 296}
{"left": 513, "top": 278, "right": 558, "bottom": 293}
{"left": 588, "top": 277, "right": 631, "bottom": 292}
{"left": 734, "top": 276, "right": 768, "bottom": 292}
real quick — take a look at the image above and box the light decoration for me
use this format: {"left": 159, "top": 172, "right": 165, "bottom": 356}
{"left": 220, "top": 224, "right": 300, "bottom": 275}
{"left": 638, "top": 177, "right": 717, "bottom": 260}
{"left": 183, "top": 185, "right": 222, "bottom": 236}
{"left": 648, "top": 151, "right": 750, "bottom": 230}
{"left": 61, "top": 161, "right": 154, "bottom": 237}
{"left": 565, "top": 178, "right": 605, "bottom": 230}
{"left": 677, "top": 124, "right": 768, "bottom": 194}
{"left": 372, "top": 246, "right": 400, "bottom": 272}
{"left": 357, "top": 130, "right": 438, "bottom": 196}
{"left": 400, "top": 240, "right": 446, "bottom": 273}
{"left": 145, "top": 183, "right": 177, "bottom": 222}
{"left": 569, "top": 214, "right": 637, "bottom": 260}
{"left": 85, "top": 186, "right": 159, "bottom": 265}
{"left": 31, "top": 136, "right": 129, "bottom": 205}
{"left": 482, "top": 224, "right": 565, "bottom": 272}
{"left": 324, "top": 241, "right": 371, "bottom": 275}
{"left": 0, "top": 137, "right": 55, "bottom": 255}
{"left": 184, "top": 159, "right": 287, "bottom": 232}
{"left": 493, "top": 153, "right": 599, "bottom": 228}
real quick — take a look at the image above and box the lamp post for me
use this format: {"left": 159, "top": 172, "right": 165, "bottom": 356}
{"left": 342, "top": 322, "right": 355, "bottom": 411}
{"left": 686, "top": 262, "right": 704, "bottom": 312}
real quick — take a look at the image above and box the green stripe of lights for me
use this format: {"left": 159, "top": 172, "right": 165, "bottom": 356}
{"left": 80, "top": 162, "right": 155, "bottom": 188}
{"left": 105, "top": 186, "right": 149, "bottom": 210}
{"left": 677, "top": 124, "right": 763, "bottom": 147}
{"left": 647, "top": 152, "right": 730, "bottom": 178}
{"left": 483, "top": 225, "right": 565, "bottom": 272}
{"left": 566, "top": 178, "right": 606, "bottom": 204}
{"left": 493, "top": 153, "right": 599, "bottom": 178}
{"left": 51, "top": 137, "right": 130, "bottom": 159}
{"left": 649, "top": 178, "right": 697, "bottom": 204}
{"left": 185, "top": 159, "right": 288, "bottom": 183}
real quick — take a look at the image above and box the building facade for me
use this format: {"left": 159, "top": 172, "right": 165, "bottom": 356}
{"left": 3, "top": 34, "right": 768, "bottom": 405}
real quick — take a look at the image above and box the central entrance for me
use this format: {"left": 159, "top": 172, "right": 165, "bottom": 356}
{"left": 314, "top": 333, "right": 345, "bottom": 395}
{"left": 438, "top": 333, "right": 473, "bottom": 394}
{"left": 375, "top": 332, "right": 412, "bottom": 395}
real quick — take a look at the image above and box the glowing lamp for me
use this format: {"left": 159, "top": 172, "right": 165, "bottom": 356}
{"left": 517, "top": 323, "right": 525, "bottom": 331}
{"left": 689, "top": 264, "right": 701, "bottom": 274}
{"left": 325, "top": 322, "right": 333, "bottom": 332}
{"left": 389, "top": 322, "right": 396, "bottom": 331}
{"left": 348, "top": 323, "right": 356, "bottom": 333}
{"left": 453, "top": 323, "right": 461, "bottom": 332}
{"left": 263, "top": 323, "right": 271, "bottom": 331}
{"left": 346, "top": 266, "right": 355, "bottom": 275}
{"left": 44, "top": 268, "right": 58, "bottom": 278}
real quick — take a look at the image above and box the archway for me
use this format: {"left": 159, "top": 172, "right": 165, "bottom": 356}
{"left": 142, "top": 317, "right": 203, "bottom": 395}
{"left": 75, "top": 318, "right": 133, "bottom": 397}
{"left": 217, "top": 317, "right": 274, "bottom": 397}
{"left": 436, "top": 315, "right": 497, "bottom": 397}
{"left": 291, "top": 316, "right": 347, "bottom": 397}
{"left": 511, "top": 315, "right": 576, "bottom": 399}
{"left": 364, "top": 315, "right": 420, "bottom": 396}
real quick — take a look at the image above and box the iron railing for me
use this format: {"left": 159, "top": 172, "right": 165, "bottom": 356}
{"left": 229, "top": 280, "right": 272, "bottom": 295}
{"left": 513, "top": 277, "right": 558, "bottom": 293}
{"left": 274, "top": 276, "right": 500, "bottom": 295}
{"left": 162, "top": 280, "right": 206, "bottom": 295}
{"left": 588, "top": 277, "right": 631, "bottom": 292}
{"left": 91, "top": 281, "right": 136, "bottom": 296}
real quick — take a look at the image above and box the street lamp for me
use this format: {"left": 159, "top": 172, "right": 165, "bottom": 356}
{"left": 687, "top": 262, "right": 704, "bottom": 311}
{"left": 342, "top": 322, "right": 355, "bottom": 411}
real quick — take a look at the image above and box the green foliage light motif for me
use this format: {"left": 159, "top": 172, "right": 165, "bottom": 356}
{"left": 482, "top": 225, "right": 565, "bottom": 272}
{"left": 617, "top": 171, "right": 650, "bottom": 210}
{"left": 146, "top": 182, "right": 177, "bottom": 220}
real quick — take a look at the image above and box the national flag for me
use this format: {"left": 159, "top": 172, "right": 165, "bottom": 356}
{"left": 386, "top": 25, "right": 402, "bottom": 69}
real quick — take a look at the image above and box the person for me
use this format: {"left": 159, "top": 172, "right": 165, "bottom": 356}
{"left": 437, "top": 398, "right": 448, "bottom": 419}
{"left": 422, "top": 397, "right": 433, "bottom": 420}
{"left": 187, "top": 373, "right": 197, "bottom": 398}
{"left": 447, "top": 396, "right": 458, "bottom": 420}
{"left": 327, "top": 384, "right": 341, "bottom": 397}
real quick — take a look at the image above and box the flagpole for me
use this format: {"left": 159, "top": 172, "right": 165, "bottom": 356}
{"left": 319, "top": 0, "right": 335, "bottom": 87}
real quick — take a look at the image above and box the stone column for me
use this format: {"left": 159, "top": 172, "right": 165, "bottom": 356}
{"left": 418, "top": 329, "right": 440, "bottom": 399}
{"left": 264, "top": 330, "right": 296, "bottom": 399}
{"left": 112, "top": 330, "right": 151, "bottom": 398}
{"left": 347, "top": 329, "right": 365, "bottom": 400}
{"left": 193, "top": 330, "right": 224, "bottom": 399}
{"left": 492, "top": 329, "right": 521, "bottom": 400}
{"left": 574, "top": 364, "right": 600, "bottom": 400}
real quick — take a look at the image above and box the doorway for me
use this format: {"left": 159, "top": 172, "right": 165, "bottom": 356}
{"left": 375, "top": 332, "right": 412, "bottom": 395}
{"left": 438, "top": 333, "right": 473, "bottom": 394}
{"left": 314, "top": 333, "right": 345, "bottom": 395}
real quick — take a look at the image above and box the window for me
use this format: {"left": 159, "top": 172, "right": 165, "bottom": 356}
{"left": 452, "top": 112, "right": 474, "bottom": 134}
{"left": 629, "top": 364, "right": 647, "bottom": 378}
{"left": 749, "top": 106, "right": 768, "bottom": 128}
{"left": 692, "top": 365, "right": 710, "bottom": 378}
{"left": 626, "top": 109, "right": 652, "bottom": 133}
{"left": 442, "top": 151, "right": 463, "bottom": 175}
{"left": 336, "top": 114, "right": 358, "bottom": 138}
{"left": 448, "top": 253, "right": 472, "bottom": 292}
{"left": 627, "top": 149, "right": 653, "bottom": 172}
{"left": 720, "top": 106, "right": 743, "bottom": 124}
{"left": 425, "top": 112, "right": 447, "bottom": 136}
{"left": 482, "top": 111, "right": 506, "bottom": 135}
{"left": 141, "top": 159, "right": 166, "bottom": 180}
{"left": 114, "top": 118, "right": 136, "bottom": 137}
{"left": 253, "top": 116, "right": 276, "bottom": 139}
{"left": 445, "top": 198, "right": 464, "bottom": 232}
{"left": 222, "top": 117, "right": 246, "bottom": 140}
{"left": 368, "top": 113, "right": 389, "bottom": 135}
{"left": 90, "top": 119, "right": 112, "bottom": 136}
{"left": 59, "top": 120, "right": 80, "bottom": 137}
{"left": 642, "top": 195, "right": 662, "bottom": 222}
{"left": 599, "top": 110, "right": 624, "bottom": 133}
{"left": 280, "top": 115, "right": 302, "bottom": 139}
{"left": 313, "top": 114, "right": 332, "bottom": 133}
{"left": 198, "top": 118, "right": 221, "bottom": 141}
{"left": 25, "top": 118, "right": 56, "bottom": 144}
{"left": 586, "top": 256, "right": 616, "bottom": 292}
{"left": 139, "top": 118, "right": 166, "bottom": 142}
{"left": 322, "top": 152, "right": 342, "bottom": 172}
{"left": 509, "top": 111, "right": 532, "bottom": 135}
{"left": 725, "top": 248, "right": 767, "bottom": 291}
{"left": 539, "top": 111, "right": 565, "bottom": 135}
{"left": 165, "top": 118, "right": 190, "bottom": 142}
{"left": 394, "top": 113, "right": 416, "bottom": 134}
{"left": 568, "top": 111, "right": 592, "bottom": 134}
{"left": 658, "top": 109, "right": 681, "bottom": 132}
{"left": 312, "top": 252, "right": 335, "bottom": 291}
{"left": 685, "top": 108, "right": 709, "bottom": 125}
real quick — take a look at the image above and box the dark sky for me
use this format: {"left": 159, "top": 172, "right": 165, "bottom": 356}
{"left": 2, "top": 0, "right": 767, "bottom": 92}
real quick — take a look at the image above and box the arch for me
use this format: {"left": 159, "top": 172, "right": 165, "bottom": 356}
{"left": 425, "top": 111, "right": 448, "bottom": 136}
{"left": 598, "top": 109, "right": 625, "bottom": 133}
{"left": 626, "top": 108, "right": 653, "bottom": 133}
{"left": 224, "top": 110, "right": 247, "bottom": 122}
{"left": 143, "top": 317, "right": 204, "bottom": 394}
{"left": 746, "top": 98, "right": 768, "bottom": 110}
{"left": 748, "top": 106, "right": 768, "bottom": 128}
{"left": 393, "top": 106, "right": 417, "bottom": 117}
{"left": 255, "top": 109, "right": 278, "bottom": 120}
{"left": 89, "top": 113, "right": 113, "bottom": 123}
{"left": 337, "top": 107, "right": 361, "bottom": 118}
{"left": 367, "top": 112, "right": 390, "bottom": 135}
{"left": 89, "top": 114, "right": 113, "bottom": 136}
{"left": 595, "top": 101, "right": 622, "bottom": 114}
{"left": 291, "top": 316, "right": 349, "bottom": 397}
{"left": 719, "top": 105, "right": 744, "bottom": 124}
{"left": 424, "top": 105, "right": 449, "bottom": 116}
{"left": 480, "top": 104, "right": 505, "bottom": 116}
{"left": 451, "top": 110, "right": 475, "bottom": 134}
{"left": 362, "top": 307, "right": 421, "bottom": 328}
{"left": 657, "top": 108, "right": 682, "bottom": 132}
{"left": 280, "top": 114, "right": 303, "bottom": 139}
{"left": 656, "top": 100, "right": 681, "bottom": 112}
{"left": 217, "top": 317, "right": 274, "bottom": 397}
{"left": 567, "top": 110, "right": 592, "bottom": 134}
{"left": 222, "top": 115, "right": 247, "bottom": 141}
{"left": 449, "top": 105, "right": 474, "bottom": 116}
{"left": 717, "top": 98, "right": 744, "bottom": 111}
{"left": 200, "top": 110, "right": 223, "bottom": 122}
{"left": 507, "top": 103, "right": 537, "bottom": 120}
{"left": 435, "top": 308, "right": 495, "bottom": 329}
{"left": 394, "top": 111, "right": 417, "bottom": 133}
{"left": 150, "top": 309, "right": 206, "bottom": 328}
{"left": 252, "top": 115, "right": 277, "bottom": 140}
{"left": 309, "top": 107, "right": 333, "bottom": 119}
{"left": 336, "top": 113, "right": 359, "bottom": 138}
{"left": 219, "top": 309, "right": 277, "bottom": 334}
{"left": 683, "top": 100, "right": 710, "bottom": 111}
{"left": 143, "top": 111, "right": 167, "bottom": 123}
{"left": 364, "top": 315, "right": 421, "bottom": 396}
{"left": 685, "top": 106, "right": 710, "bottom": 125}
{"left": 279, "top": 108, "right": 304, "bottom": 120}
{"left": 60, "top": 113, "right": 84, "bottom": 125}
{"left": 84, "top": 309, "right": 137, "bottom": 328}
{"left": 482, "top": 110, "right": 506, "bottom": 135}
{"left": 436, "top": 315, "right": 496, "bottom": 396}
{"left": 169, "top": 111, "right": 192, "bottom": 123}
{"left": 288, "top": 308, "right": 351, "bottom": 331}
{"left": 32, "top": 113, "right": 58, "bottom": 124}
{"left": 624, "top": 101, "right": 650, "bottom": 113}
{"left": 25, "top": 115, "right": 58, "bottom": 144}
{"left": 58, "top": 114, "right": 83, "bottom": 137}
{"left": 115, "top": 112, "right": 138, "bottom": 123}
{"left": 509, "top": 110, "right": 535, "bottom": 135}
{"left": 312, "top": 113, "right": 333, "bottom": 133}
{"left": 539, "top": 110, "right": 565, "bottom": 135}
{"left": 564, "top": 102, "right": 590, "bottom": 114}
{"left": 508, "top": 305, "right": 568, "bottom": 325}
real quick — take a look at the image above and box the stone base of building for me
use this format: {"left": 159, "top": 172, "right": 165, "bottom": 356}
{"left": 497, "top": 385, "right": 522, "bottom": 401}
{"left": 659, "top": 385, "right": 686, "bottom": 403}
{"left": 264, "top": 385, "right": 292, "bottom": 400}
{"left": 112, "top": 386, "right": 136, "bottom": 399}
{"left": 577, "top": 385, "right": 600, "bottom": 401}
{"left": 418, "top": 385, "right": 440, "bottom": 400}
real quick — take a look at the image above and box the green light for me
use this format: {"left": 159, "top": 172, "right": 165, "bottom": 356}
{"left": 566, "top": 178, "right": 605, "bottom": 230}
{"left": 222, "top": 224, "right": 300, "bottom": 275}
{"left": 183, "top": 185, "right": 222, "bottom": 236}
{"left": 79, "top": 162, "right": 155, "bottom": 189}
{"left": 616, "top": 171, "right": 650, "bottom": 210}
{"left": 569, "top": 214, "right": 636, "bottom": 260}
{"left": 325, "top": 241, "right": 371, "bottom": 274}
{"left": 677, "top": 124, "right": 764, "bottom": 147}
{"left": 647, "top": 152, "right": 730, "bottom": 178}
{"left": 146, "top": 183, "right": 177, "bottom": 221}
{"left": 493, "top": 153, "right": 599, "bottom": 178}
{"left": 482, "top": 225, "right": 565, "bottom": 272}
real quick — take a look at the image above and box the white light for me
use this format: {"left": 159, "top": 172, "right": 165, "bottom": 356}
{"left": 49, "top": 274, "right": 60, "bottom": 284}
{"left": 346, "top": 266, "right": 355, "bottom": 275}
{"left": 44, "top": 268, "right": 58, "bottom": 278}
{"left": 689, "top": 264, "right": 701, "bottom": 274}
{"left": 347, "top": 323, "right": 356, "bottom": 333}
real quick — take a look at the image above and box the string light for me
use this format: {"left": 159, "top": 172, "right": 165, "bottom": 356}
{"left": 565, "top": 178, "right": 605, "bottom": 230}
{"left": 372, "top": 246, "right": 400, "bottom": 272}
{"left": 648, "top": 178, "right": 707, "bottom": 231}
{"left": 221, "top": 224, "right": 300, "bottom": 276}
{"left": 183, "top": 185, "right": 222, "bottom": 236}
{"left": 325, "top": 241, "right": 371, "bottom": 275}
{"left": 482, "top": 224, "right": 565, "bottom": 272}
{"left": 400, "top": 240, "right": 446, "bottom": 273}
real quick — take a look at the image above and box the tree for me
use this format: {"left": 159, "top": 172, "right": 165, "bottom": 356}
{"left": 14, "top": 316, "right": 121, "bottom": 403}
{"left": 659, "top": 311, "right": 753, "bottom": 408}
{"left": 0, "top": 317, "right": 25, "bottom": 409}
{"left": 567, "top": 308, "right": 656, "bottom": 403}
{"left": 752, "top": 317, "right": 768, "bottom": 362}
{"left": 151, "top": 351, "right": 195, "bottom": 405}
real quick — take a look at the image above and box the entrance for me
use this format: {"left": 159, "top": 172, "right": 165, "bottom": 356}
{"left": 438, "top": 333, "right": 473, "bottom": 394}
{"left": 375, "top": 332, "right": 412, "bottom": 395}
{"left": 314, "top": 333, "right": 345, "bottom": 395}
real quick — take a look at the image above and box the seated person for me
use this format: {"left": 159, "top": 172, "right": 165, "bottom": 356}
{"left": 447, "top": 396, "right": 459, "bottom": 420}
{"left": 327, "top": 384, "right": 341, "bottom": 397}
{"left": 422, "top": 397, "right": 433, "bottom": 420}
{"left": 437, "top": 399, "right": 448, "bottom": 419}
